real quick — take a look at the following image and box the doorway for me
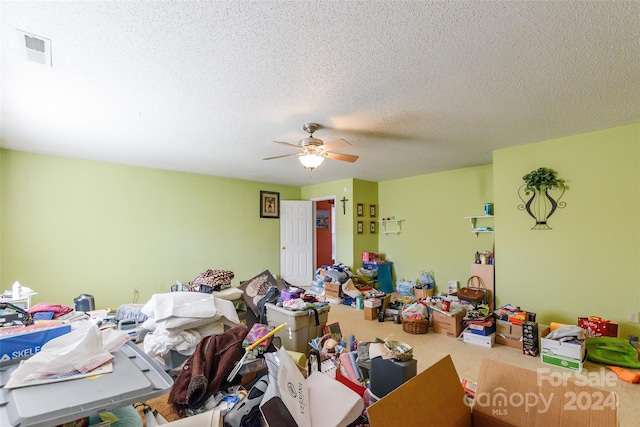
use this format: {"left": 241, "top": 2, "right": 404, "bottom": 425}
{"left": 314, "top": 197, "right": 336, "bottom": 269}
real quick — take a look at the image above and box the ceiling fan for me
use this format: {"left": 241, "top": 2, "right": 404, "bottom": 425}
{"left": 264, "top": 123, "right": 359, "bottom": 170}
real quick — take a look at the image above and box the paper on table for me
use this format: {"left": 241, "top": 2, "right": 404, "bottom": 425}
{"left": 6, "top": 361, "right": 114, "bottom": 389}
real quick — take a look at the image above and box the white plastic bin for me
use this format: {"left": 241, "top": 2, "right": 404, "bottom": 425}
{"left": 265, "top": 303, "right": 330, "bottom": 353}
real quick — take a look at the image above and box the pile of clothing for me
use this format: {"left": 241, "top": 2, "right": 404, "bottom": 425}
{"left": 141, "top": 292, "right": 240, "bottom": 359}
{"left": 171, "top": 269, "right": 235, "bottom": 293}
{"left": 314, "top": 263, "right": 354, "bottom": 284}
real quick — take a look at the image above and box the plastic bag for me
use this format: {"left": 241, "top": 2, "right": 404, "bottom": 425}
{"left": 9, "top": 325, "right": 129, "bottom": 383}
{"left": 396, "top": 279, "right": 415, "bottom": 295}
{"left": 418, "top": 269, "right": 435, "bottom": 289}
{"left": 401, "top": 302, "right": 428, "bottom": 321}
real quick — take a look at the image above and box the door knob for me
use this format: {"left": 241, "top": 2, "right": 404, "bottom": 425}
{"left": 281, "top": 246, "right": 286, "bottom": 250}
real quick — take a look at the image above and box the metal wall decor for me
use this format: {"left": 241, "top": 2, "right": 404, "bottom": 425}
{"left": 517, "top": 167, "right": 567, "bottom": 229}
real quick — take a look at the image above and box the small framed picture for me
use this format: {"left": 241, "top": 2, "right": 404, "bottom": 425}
{"left": 260, "top": 190, "right": 280, "bottom": 218}
{"left": 316, "top": 210, "right": 329, "bottom": 229}
{"left": 357, "top": 203, "right": 364, "bottom": 217}
{"left": 357, "top": 221, "right": 364, "bottom": 234}
{"left": 369, "top": 204, "right": 377, "bottom": 218}
{"left": 370, "top": 221, "right": 376, "bottom": 234}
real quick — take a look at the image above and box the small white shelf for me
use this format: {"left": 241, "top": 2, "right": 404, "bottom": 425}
{"left": 378, "top": 219, "right": 404, "bottom": 235}
{"left": 464, "top": 215, "right": 494, "bottom": 236}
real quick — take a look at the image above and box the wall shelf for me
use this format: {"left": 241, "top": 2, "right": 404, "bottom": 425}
{"left": 378, "top": 219, "right": 404, "bottom": 235}
{"left": 464, "top": 215, "right": 494, "bottom": 236}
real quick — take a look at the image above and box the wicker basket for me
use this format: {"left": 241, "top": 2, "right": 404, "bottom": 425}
{"left": 414, "top": 288, "right": 434, "bottom": 299}
{"left": 383, "top": 340, "right": 414, "bottom": 361}
{"left": 402, "top": 318, "right": 429, "bottom": 334}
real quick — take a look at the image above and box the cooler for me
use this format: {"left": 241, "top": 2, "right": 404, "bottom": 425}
{"left": 265, "top": 303, "right": 330, "bottom": 353}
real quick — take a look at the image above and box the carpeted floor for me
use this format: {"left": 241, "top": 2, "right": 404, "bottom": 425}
{"left": 326, "top": 301, "right": 640, "bottom": 427}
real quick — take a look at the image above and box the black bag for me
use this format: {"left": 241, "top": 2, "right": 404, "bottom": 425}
{"left": 256, "top": 286, "right": 281, "bottom": 324}
{"left": 0, "top": 302, "right": 31, "bottom": 327}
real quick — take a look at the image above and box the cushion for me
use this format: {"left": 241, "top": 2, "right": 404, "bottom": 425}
{"left": 212, "top": 287, "right": 243, "bottom": 301}
{"left": 237, "top": 270, "right": 281, "bottom": 316}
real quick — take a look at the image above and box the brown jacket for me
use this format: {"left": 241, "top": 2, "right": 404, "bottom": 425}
{"left": 168, "top": 323, "right": 249, "bottom": 408}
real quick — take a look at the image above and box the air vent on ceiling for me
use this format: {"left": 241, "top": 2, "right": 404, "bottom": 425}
{"left": 17, "top": 29, "right": 52, "bottom": 66}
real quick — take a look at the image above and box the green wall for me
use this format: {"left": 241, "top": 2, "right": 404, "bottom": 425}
{"left": 378, "top": 165, "right": 494, "bottom": 291}
{"left": 2, "top": 123, "right": 639, "bottom": 339}
{"left": 0, "top": 150, "right": 299, "bottom": 308}
{"left": 352, "top": 179, "right": 379, "bottom": 267}
{"left": 301, "top": 179, "right": 355, "bottom": 267}
{"left": 378, "top": 123, "right": 640, "bottom": 338}
{"left": 301, "top": 178, "right": 379, "bottom": 269}
{"left": 494, "top": 124, "right": 640, "bottom": 338}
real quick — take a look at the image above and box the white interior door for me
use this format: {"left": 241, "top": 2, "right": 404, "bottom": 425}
{"left": 280, "top": 200, "right": 313, "bottom": 286}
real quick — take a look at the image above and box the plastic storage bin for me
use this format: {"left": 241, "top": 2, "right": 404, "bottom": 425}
{"left": 265, "top": 303, "right": 330, "bottom": 353}
{"left": 0, "top": 340, "right": 173, "bottom": 427}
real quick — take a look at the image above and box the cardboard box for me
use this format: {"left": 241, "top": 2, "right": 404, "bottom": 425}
{"left": 0, "top": 323, "right": 71, "bottom": 362}
{"left": 432, "top": 308, "right": 466, "bottom": 338}
{"left": 462, "top": 328, "right": 495, "bottom": 348}
{"left": 495, "top": 319, "right": 523, "bottom": 349}
{"left": 364, "top": 298, "right": 381, "bottom": 308}
{"left": 380, "top": 294, "right": 391, "bottom": 311}
{"left": 540, "top": 327, "right": 586, "bottom": 372}
{"left": 324, "top": 282, "right": 341, "bottom": 299}
{"left": 364, "top": 306, "right": 379, "bottom": 321}
{"left": 366, "top": 354, "right": 618, "bottom": 427}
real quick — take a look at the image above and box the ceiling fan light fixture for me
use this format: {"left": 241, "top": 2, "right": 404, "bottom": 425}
{"left": 298, "top": 153, "right": 325, "bottom": 170}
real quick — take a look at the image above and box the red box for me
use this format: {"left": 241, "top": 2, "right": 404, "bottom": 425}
{"left": 578, "top": 316, "right": 618, "bottom": 337}
{"left": 362, "top": 252, "right": 380, "bottom": 262}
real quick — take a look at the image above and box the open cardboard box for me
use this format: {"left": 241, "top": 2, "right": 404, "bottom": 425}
{"left": 540, "top": 326, "right": 586, "bottom": 372}
{"left": 432, "top": 308, "right": 467, "bottom": 338}
{"left": 495, "top": 319, "right": 523, "bottom": 349}
{"left": 367, "top": 355, "right": 618, "bottom": 427}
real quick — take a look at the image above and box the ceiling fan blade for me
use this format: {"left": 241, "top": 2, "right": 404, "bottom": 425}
{"left": 321, "top": 138, "right": 351, "bottom": 152}
{"left": 263, "top": 153, "right": 298, "bottom": 160}
{"left": 325, "top": 152, "right": 359, "bottom": 163}
{"left": 273, "top": 140, "right": 302, "bottom": 149}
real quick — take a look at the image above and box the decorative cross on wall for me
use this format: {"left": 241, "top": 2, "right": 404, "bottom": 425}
{"left": 340, "top": 197, "right": 348, "bottom": 215}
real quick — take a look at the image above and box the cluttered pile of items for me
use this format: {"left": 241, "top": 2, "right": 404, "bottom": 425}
{"left": 134, "top": 267, "right": 423, "bottom": 427}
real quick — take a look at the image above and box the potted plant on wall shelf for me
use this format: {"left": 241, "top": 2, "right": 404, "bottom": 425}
{"left": 518, "top": 167, "right": 567, "bottom": 230}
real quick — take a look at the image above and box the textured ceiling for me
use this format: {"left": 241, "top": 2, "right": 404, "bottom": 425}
{"left": 1, "top": 1, "right": 639, "bottom": 187}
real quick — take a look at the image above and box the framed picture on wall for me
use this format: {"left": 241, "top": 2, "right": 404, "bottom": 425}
{"left": 369, "top": 204, "right": 377, "bottom": 218}
{"left": 316, "top": 210, "right": 329, "bottom": 228}
{"left": 370, "top": 221, "right": 376, "bottom": 234}
{"left": 357, "top": 221, "right": 364, "bottom": 234}
{"left": 357, "top": 203, "right": 364, "bottom": 217}
{"left": 260, "top": 190, "right": 280, "bottom": 218}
